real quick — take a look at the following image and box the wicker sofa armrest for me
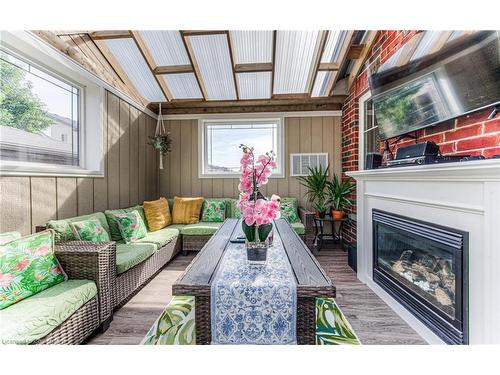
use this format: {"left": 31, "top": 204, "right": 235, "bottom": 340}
{"left": 55, "top": 241, "right": 116, "bottom": 325}
{"left": 298, "top": 207, "right": 316, "bottom": 250}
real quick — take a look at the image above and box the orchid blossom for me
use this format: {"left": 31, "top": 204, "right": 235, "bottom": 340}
{"left": 237, "top": 145, "right": 281, "bottom": 227}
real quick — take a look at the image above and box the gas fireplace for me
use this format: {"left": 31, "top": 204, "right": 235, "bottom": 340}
{"left": 372, "top": 210, "right": 468, "bottom": 344}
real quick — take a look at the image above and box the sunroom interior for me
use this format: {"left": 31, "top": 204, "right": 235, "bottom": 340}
{"left": 0, "top": 29, "right": 499, "bottom": 347}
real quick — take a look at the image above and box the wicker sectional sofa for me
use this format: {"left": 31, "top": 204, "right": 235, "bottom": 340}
{"left": 35, "top": 197, "right": 314, "bottom": 333}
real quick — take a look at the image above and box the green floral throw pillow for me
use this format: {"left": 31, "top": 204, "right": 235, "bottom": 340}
{"left": 70, "top": 218, "right": 110, "bottom": 242}
{"left": 201, "top": 199, "right": 226, "bottom": 222}
{"left": 0, "top": 230, "right": 67, "bottom": 310}
{"left": 280, "top": 199, "right": 300, "bottom": 223}
{"left": 114, "top": 210, "right": 148, "bottom": 243}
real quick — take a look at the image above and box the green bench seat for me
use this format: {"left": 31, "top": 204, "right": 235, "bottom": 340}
{"left": 0, "top": 280, "right": 97, "bottom": 344}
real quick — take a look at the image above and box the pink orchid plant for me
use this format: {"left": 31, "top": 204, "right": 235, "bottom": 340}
{"left": 237, "top": 145, "right": 281, "bottom": 241}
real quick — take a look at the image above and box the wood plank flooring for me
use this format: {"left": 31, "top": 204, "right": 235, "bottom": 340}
{"left": 87, "top": 245, "right": 426, "bottom": 345}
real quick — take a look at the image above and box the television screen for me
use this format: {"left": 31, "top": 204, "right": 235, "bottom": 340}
{"left": 369, "top": 31, "right": 500, "bottom": 140}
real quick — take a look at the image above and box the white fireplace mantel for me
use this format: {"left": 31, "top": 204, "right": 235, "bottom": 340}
{"left": 347, "top": 159, "right": 500, "bottom": 344}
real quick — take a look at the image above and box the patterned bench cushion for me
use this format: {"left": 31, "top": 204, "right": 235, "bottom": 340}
{"left": 48, "top": 212, "right": 111, "bottom": 241}
{"left": 0, "top": 279, "right": 97, "bottom": 344}
{"left": 142, "top": 296, "right": 360, "bottom": 345}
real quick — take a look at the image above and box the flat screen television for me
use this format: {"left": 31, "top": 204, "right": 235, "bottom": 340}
{"left": 369, "top": 31, "right": 500, "bottom": 140}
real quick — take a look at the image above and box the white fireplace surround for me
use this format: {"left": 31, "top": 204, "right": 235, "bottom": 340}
{"left": 348, "top": 159, "right": 500, "bottom": 344}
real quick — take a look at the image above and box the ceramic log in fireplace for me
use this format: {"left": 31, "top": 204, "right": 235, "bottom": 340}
{"left": 372, "top": 210, "right": 468, "bottom": 344}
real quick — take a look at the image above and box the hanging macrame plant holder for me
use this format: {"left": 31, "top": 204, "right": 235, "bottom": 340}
{"left": 156, "top": 104, "right": 167, "bottom": 169}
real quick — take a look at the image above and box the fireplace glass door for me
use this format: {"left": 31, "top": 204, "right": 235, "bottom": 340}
{"left": 372, "top": 210, "right": 468, "bottom": 344}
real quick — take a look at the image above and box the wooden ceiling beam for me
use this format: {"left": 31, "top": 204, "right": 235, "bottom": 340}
{"left": 90, "top": 30, "right": 132, "bottom": 40}
{"left": 181, "top": 33, "right": 208, "bottom": 100}
{"left": 346, "top": 31, "right": 378, "bottom": 90}
{"left": 346, "top": 43, "right": 366, "bottom": 59}
{"left": 318, "top": 62, "right": 340, "bottom": 71}
{"left": 180, "top": 30, "right": 227, "bottom": 36}
{"left": 149, "top": 97, "right": 346, "bottom": 114}
{"left": 153, "top": 65, "right": 194, "bottom": 75}
{"left": 272, "top": 93, "right": 310, "bottom": 100}
{"left": 226, "top": 31, "right": 240, "bottom": 100}
{"left": 270, "top": 30, "right": 277, "bottom": 96}
{"left": 234, "top": 63, "right": 273, "bottom": 73}
{"left": 326, "top": 31, "right": 355, "bottom": 96}
{"left": 308, "top": 30, "right": 329, "bottom": 96}
{"left": 130, "top": 31, "right": 173, "bottom": 101}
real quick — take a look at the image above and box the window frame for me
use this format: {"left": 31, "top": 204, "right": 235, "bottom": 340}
{"left": 0, "top": 31, "right": 105, "bottom": 177}
{"left": 198, "top": 117, "right": 285, "bottom": 179}
{"left": 358, "top": 91, "right": 381, "bottom": 170}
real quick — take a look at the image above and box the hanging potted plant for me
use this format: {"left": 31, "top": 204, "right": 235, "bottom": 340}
{"left": 326, "top": 175, "right": 354, "bottom": 219}
{"left": 148, "top": 103, "right": 172, "bottom": 169}
{"left": 297, "top": 165, "right": 329, "bottom": 217}
{"left": 237, "top": 144, "right": 281, "bottom": 264}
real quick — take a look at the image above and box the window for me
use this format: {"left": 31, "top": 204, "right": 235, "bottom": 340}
{"left": 199, "top": 118, "right": 284, "bottom": 178}
{"left": 1, "top": 31, "right": 105, "bottom": 176}
{"left": 1, "top": 50, "right": 81, "bottom": 167}
{"left": 359, "top": 92, "right": 381, "bottom": 170}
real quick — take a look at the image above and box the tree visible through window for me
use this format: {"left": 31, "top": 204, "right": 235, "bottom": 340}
{"left": 0, "top": 50, "right": 80, "bottom": 166}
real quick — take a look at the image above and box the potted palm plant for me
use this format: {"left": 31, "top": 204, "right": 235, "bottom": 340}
{"left": 298, "top": 165, "right": 329, "bottom": 218}
{"left": 326, "top": 175, "right": 354, "bottom": 219}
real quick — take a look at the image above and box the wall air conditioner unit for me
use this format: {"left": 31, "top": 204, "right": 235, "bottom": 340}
{"left": 290, "top": 153, "right": 329, "bottom": 177}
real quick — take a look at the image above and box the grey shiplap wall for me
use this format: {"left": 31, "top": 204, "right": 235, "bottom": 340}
{"left": 0, "top": 91, "right": 159, "bottom": 235}
{"left": 159, "top": 116, "right": 342, "bottom": 209}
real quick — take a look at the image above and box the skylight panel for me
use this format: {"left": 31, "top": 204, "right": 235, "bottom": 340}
{"left": 188, "top": 34, "right": 236, "bottom": 100}
{"left": 230, "top": 31, "right": 273, "bottom": 64}
{"left": 321, "top": 31, "right": 348, "bottom": 63}
{"left": 410, "top": 31, "right": 442, "bottom": 61}
{"left": 139, "top": 30, "right": 190, "bottom": 66}
{"left": 162, "top": 73, "right": 203, "bottom": 99}
{"left": 311, "top": 71, "right": 333, "bottom": 97}
{"left": 274, "top": 31, "right": 321, "bottom": 94}
{"left": 237, "top": 72, "right": 272, "bottom": 99}
{"left": 105, "top": 39, "right": 165, "bottom": 102}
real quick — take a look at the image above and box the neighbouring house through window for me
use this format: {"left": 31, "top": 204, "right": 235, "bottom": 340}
{"left": 1, "top": 31, "right": 105, "bottom": 177}
{"left": 199, "top": 118, "right": 284, "bottom": 178}
{"left": 0, "top": 50, "right": 81, "bottom": 166}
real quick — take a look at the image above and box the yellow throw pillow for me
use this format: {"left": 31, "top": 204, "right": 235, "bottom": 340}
{"left": 172, "top": 197, "right": 204, "bottom": 224}
{"left": 144, "top": 198, "right": 171, "bottom": 231}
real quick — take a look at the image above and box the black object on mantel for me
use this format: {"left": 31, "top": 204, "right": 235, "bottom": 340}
{"left": 365, "top": 152, "right": 382, "bottom": 170}
{"left": 395, "top": 141, "right": 440, "bottom": 160}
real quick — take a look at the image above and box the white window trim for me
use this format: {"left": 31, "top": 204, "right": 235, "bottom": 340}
{"left": 358, "top": 90, "right": 373, "bottom": 171}
{"left": 0, "top": 31, "right": 105, "bottom": 177}
{"left": 198, "top": 116, "right": 285, "bottom": 179}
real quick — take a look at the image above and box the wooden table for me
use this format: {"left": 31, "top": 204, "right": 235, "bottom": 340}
{"left": 172, "top": 218, "right": 336, "bottom": 345}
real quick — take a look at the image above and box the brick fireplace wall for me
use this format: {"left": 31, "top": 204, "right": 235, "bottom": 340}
{"left": 341, "top": 30, "right": 500, "bottom": 245}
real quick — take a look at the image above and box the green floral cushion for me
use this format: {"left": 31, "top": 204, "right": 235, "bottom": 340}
{"left": 114, "top": 210, "right": 148, "bottom": 244}
{"left": 0, "top": 230, "right": 66, "bottom": 310}
{"left": 0, "top": 232, "right": 21, "bottom": 246}
{"left": 201, "top": 199, "right": 226, "bottom": 222}
{"left": 70, "top": 218, "right": 110, "bottom": 242}
{"left": 47, "top": 212, "right": 111, "bottom": 241}
{"left": 316, "top": 297, "right": 360, "bottom": 345}
{"left": 280, "top": 197, "right": 300, "bottom": 223}
{"left": 105, "top": 205, "right": 147, "bottom": 241}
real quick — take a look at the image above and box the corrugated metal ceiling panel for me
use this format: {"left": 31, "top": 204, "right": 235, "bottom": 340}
{"left": 237, "top": 72, "right": 272, "bottom": 99}
{"left": 274, "top": 31, "right": 321, "bottom": 94}
{"left": 162, "top": 73, "right": 202, "bottom": 99}
{"left": 188, "top": 34, "right": 236, "bottom": 100}
{"left": 311, "top": 70, "right": 333, "bottom": 97}
{"left": 139, "top": 30, "right": 190, "bottom": 66}
{"left": 229, "top": 30, "right": 273, "bottom": 64}
{"left": 105, "top": 39, "right": 165, "bottom": 102}
{"left": 321, "top": 30, "right": 348, "bottom": 63}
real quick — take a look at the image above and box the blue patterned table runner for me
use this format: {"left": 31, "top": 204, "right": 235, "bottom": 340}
{"left": 210, "top": 226, "right": 297, "bottom": 344}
